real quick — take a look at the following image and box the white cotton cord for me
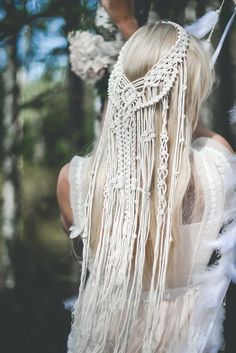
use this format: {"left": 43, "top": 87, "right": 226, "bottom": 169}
{"left": 70, "top": 21, "right": 190, "bottom": 353}
{"left": 71, "top": 112, "right": 108, "bottom": 324}
{"left": 71, "top": 147, "right": 103, "bottom": 348}
{"left": 115, "top": 103, "right": 156, "bottom": 351}
{"left": 142, "top": 97, "right": 170, "bottom": 350}
{"left": 143, "top": 56, "right": 189, "bottom": 350}
{"left": 174, "top": 62, "right": 185, "bottom": 177}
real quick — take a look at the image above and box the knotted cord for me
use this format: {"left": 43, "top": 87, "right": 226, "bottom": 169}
{"left": 71, "top": 21, "right": 189, "bottom": 353}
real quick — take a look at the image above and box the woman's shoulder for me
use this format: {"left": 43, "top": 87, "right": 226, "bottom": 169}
{"left": 56, "top": 157, "right": 77, "bottom": 200}
{"left": 192, "top": 133, "right": 235, "bottom": 157}
{"left": 56, "top": 162, "right": 71, "bottom": 231}
{"left": 210, "top": 134, "right": 234, "bottom": 154}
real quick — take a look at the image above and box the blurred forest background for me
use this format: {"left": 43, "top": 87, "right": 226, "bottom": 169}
{"left": 0, "top": 1, "right": 235, "bottom": 353}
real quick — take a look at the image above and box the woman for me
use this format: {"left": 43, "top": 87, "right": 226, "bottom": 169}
{"left": 57, "top": 22, "right": 236, "bottom": 353}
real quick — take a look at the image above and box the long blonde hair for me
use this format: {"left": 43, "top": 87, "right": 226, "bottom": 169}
{"left": 87, "top": 22, "right": 214, "bottom": 275}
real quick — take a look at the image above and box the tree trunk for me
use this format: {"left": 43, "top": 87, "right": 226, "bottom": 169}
{"left": 62, "top": 0, "right": 87, "bottom": 153}
{"left": 67, "top": 71, "right": 86, "bottom": 152}
{"left": 0, "top": 36, "right": 22, "bottom": 290}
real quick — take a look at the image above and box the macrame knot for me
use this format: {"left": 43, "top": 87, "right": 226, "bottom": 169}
{"left": 143, "top": 75, "right": 156, "bottom": 88}
{"left": 142, "top": 187, "right": 151, "bottom": 199}
{"left": 121, "top": 83, "right": 138, "bottom": 107}
{"left": 130, "top": 177, "right": 137, "bottom": 190}
{"left": 116, "top": 175, "right": 125, "bottom": 189}
{"left": 141, "top": 129, "right": 156, "bottom": 143}
{"left": 103, "top": 183, "right": 109, "bottom": 196}
{"left": 159, "top": 164, "right": 169, "bottom": 171}
{"left": 160, "top": 131, "right": 168, "bottom": 140}
{"left": 109, "top": 122, "right": 117, "bottom": 133}
{"left": 158, "top": 179, "right": 166, "bottom": 186}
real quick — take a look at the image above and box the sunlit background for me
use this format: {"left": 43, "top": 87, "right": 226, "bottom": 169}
{"left": 0, "top": 1, "right": 235, "bottom": 353}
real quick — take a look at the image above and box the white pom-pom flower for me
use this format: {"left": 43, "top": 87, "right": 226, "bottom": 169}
{"left": 68, "top": 30, "right": 123, "bottom": 84}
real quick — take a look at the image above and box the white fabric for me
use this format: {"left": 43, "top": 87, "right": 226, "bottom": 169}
{"left": 68, "top": 136, "right": 236, "bottom": 353}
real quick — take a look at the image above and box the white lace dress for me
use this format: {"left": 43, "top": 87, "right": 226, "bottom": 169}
{"left": 67, "top": 137, "right": 236, "bottom": 353}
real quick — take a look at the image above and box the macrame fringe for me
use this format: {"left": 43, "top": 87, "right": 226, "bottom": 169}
{"left": 67, "top": 21, "right": 236, "bottom": 353}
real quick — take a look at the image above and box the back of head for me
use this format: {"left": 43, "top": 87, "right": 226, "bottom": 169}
{"left": 89, "top": 21, "right": 215, "bottom": 270}
{"left": 123, "top": 22, "right": 214, "bottom": 132}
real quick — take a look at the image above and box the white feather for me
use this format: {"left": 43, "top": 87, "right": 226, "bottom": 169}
{"left": 229, "top": 105, "right": 236, "bottom": 124}
{"left": 196, "top": 277, "right": 228, "bottom": 311}
{"left": 184, "top": 11, "right": 219, "bottom": 38}
{"left": 205, "top": 305, "right": 225, "bottom": 353}
{"left": 63, "top": 296, "right": 77, "bottom": 311}
{"left": 222, "top": 173, "right": 236, "bottom": 193}
{"left": 210, "top": 229, "right": 236, "bottom": 252}
{"left": 230, "top": 263, "right": 236, "bottom": 282}
{"left": 223, "top": 203, "right": 236, "bottom": 219}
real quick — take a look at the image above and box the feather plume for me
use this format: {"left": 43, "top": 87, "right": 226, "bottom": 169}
{"left": 223, "top": 205, "right": 236, "bottom": 219}
{"left": 209, "top": 229, "right": 236, "bottom": 252}
{"left": 63, "top": 296, "right": 77, "bottom": 311}
{"left": 184, "top": 11, "right": 219, "bottom": 38}
{"left": 196, "top": 275, "right": 228, "bottom": 310}
{"left": 230, "top": 264, "right": 236, "bottom": 282}
{"left": 205, "top": 305, "right": 225, "bottom": 353}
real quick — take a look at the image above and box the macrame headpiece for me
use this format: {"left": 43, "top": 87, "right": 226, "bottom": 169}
{"left": 72, "top": 21, "right": 190, "bottom": 352}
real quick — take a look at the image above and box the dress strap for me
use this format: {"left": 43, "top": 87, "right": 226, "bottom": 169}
{"left": 68, "top": 156, "right": 90, "bottom": 239}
